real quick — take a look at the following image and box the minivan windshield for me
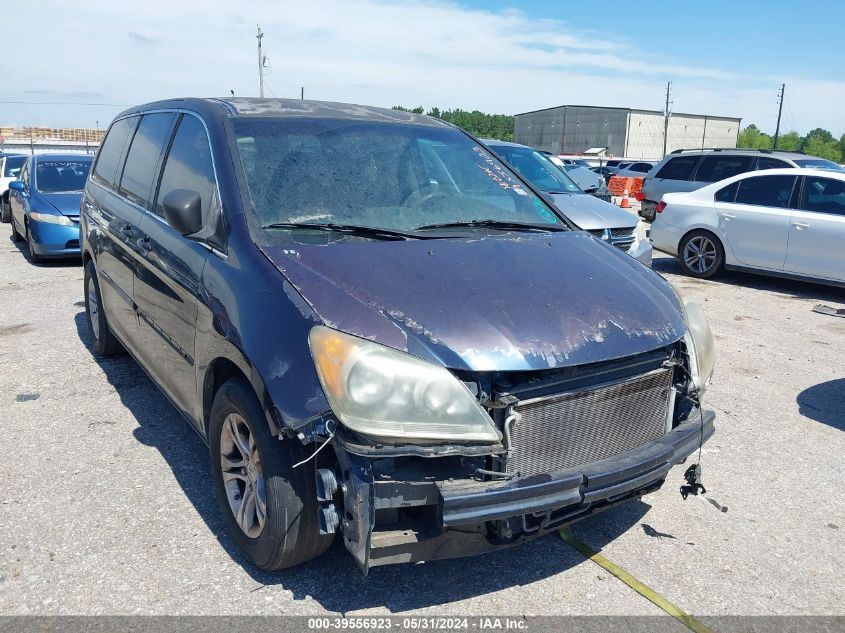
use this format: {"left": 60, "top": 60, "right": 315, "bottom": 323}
{"left": 232, "top": 118, "right": 563, "bottom": 234}
{"left": 487, "top": 144, "right": 582, "bottom": 195}
{"left": 35, "top": 159, "right": 92, "bottom": 193}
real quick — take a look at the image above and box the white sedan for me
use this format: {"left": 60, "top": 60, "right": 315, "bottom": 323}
{"left": 649, "top": 168, "right": 845, "bottom": 286}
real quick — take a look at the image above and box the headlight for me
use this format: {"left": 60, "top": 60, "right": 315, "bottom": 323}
{"left": 309, "top": 326, "right": 501, "bottom": 443}
{"left": 30, "top": 212, "right": 73, "bottom": 226}
{"left": 681, "top": 299, "right": 716, "bottom": 395}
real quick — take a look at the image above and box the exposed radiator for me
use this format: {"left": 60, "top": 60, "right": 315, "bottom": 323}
{"left": 507, "top": 368, "right": 673, "bottom": 475}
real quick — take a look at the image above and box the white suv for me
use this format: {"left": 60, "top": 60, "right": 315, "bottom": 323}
{"left": 638, "top": 148, "right": 844, "bottom": 222}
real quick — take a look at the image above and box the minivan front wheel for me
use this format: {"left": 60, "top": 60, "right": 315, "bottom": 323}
{"left": 679, "top": 230, "right": 724, "bottom": 279}
{"left": 83, "top": 260, "right": 123, "bottom": 356}
{"left": 209, "top": 378, "right": 334, "bottom": 570}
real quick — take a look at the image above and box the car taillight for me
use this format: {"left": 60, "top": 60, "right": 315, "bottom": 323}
{"left": 656, "top": 201, "right": 667, "bottom": 213}
{"left": 635, "top": 192, "right": 645, "bottom": 201}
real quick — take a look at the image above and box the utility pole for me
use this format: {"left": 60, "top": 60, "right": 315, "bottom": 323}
{"left": 662, "top": 81, "right": 672, "bottom": 158}
{"left": 773, "top": 83, "right": 785, "bottom": 149}
{"left": 301, "top": 86, "right": 304, "bottom": 100}
{"left": 257, "top": 25, "right": 266, "bottom": 98}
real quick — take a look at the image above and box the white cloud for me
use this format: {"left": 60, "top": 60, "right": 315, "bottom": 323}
{"left": 0, "top": 0, "right": 841, "bottom": 135}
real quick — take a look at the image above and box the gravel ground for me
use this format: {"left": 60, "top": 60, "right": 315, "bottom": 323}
{"left": 0, "top": 223, "right": 842, "bottom": 619}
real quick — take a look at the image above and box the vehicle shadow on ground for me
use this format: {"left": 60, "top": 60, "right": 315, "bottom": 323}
{"left": 6, "top": 232, "right": 81, "bottom": 267}
{"left": 74, "top": 310, "right": 651, "bottom": 612}
{"left": 796, "top": 379, "right": 845, "bottom": 431}
{"left": 651, "top": 255, "right": 845, "bottom": 303}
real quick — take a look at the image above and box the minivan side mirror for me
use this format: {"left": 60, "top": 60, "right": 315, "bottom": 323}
{"left": 9, "top": 180, "right": 25, "bottom": 193}
{"left": 162, "top": 189, "right": 203, "bottom": 235}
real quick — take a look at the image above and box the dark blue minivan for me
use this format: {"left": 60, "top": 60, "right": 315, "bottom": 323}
{"left": 81, "top": 98, "right": 716, "bottom": 573}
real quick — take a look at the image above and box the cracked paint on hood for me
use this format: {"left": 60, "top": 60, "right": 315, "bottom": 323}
{"left": 262, "top": 231, "right": 686, "bottom": 371}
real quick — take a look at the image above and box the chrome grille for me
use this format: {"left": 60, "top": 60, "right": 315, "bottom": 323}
{"left": 610, "top": 227, "right": 635, "bottom": 238}
{"left": 507, "top": 368, "right": 672, "bottom": 475}
{"left": 586, "top": 227, "right": 636, "bottom": 252}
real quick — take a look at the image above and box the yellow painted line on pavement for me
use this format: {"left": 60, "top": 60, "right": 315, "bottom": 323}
{"left": 559, "top": 527, "right": 715, "bottom": 633}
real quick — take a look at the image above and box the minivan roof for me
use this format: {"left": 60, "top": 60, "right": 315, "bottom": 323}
{"left": 117, "top": 97, "right": 448, "bottom": 128}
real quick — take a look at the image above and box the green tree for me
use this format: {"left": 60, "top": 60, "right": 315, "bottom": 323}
{"left": 737, "top": 124, "right": 772, "bottom": 149}
{"left": 393, "top": 105, "right": 515, "bottom": 141}
{"left": 774, "top": 130, "right": 801, "bottom": 151}
{"left": 802, "top": 136, "right": 842, "bottom": 162}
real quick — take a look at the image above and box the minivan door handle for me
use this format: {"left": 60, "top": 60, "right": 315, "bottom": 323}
{"left": 792, "top": 221, "right": 810, "bottom": 230}
{"left": 721, "top": 213, "right": 736, "bottom": 221}
{"left": 137, "top": 235, "right": 152, "bottom": 255}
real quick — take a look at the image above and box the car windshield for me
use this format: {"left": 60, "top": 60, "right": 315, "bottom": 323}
{"left": 232, "top": 117, "right": 563, "bottom": 235}
{"left": 3, "top": 156, "right": 25, "bottom": 178}
{"left": 488, "top": 144, "right": 582, "bottom": 194}
{"left": 35, "top": 160, "right": 92, "bottom": 192}
{"left": 794, "top": 158, "right": 845, "bottom": 172}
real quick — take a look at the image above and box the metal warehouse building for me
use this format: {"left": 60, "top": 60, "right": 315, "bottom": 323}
{"left": 513, "top": 105, "right": 741, "bottom": 160}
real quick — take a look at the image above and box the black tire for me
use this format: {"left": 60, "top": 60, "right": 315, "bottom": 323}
{"left": 209, "top": 378, "right": 334, "bottom": 570}
{"left": 25, "top": 222, "right": 43, "bottom": 264}
{"left": 83, "top": 260, "right": 123, "bottom": 356}
{"left": 678, "top": 230, "right": 724, "bottom": 279}
{"left": 10, "top": 217, "right": 22, "bottom": 242}
{"left": 0, "top": 199, "right": 10, "bottom": 223}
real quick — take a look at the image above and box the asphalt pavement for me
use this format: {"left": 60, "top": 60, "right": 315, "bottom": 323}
{"left": 0, "top": 223, "right": 842, "bottom": 620}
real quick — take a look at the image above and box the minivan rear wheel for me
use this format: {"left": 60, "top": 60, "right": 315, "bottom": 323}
{"left": 209, "top": 378, "right": 334, "bottom": 570}
{"left": 679, "top": 230, "right": 724, "bottom": 279}
{"left": 84, "top": 260, "right": 123, "bottom": 356}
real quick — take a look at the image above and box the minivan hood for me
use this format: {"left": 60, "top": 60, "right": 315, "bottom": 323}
{"left": 263, "top": 232, "right": 686, "bottom": 372}
{"left": 551, "top": 193, "right": 638, "bottom": 231}
{"left": 39, "top": 192, "right": 82, "bottom": 216}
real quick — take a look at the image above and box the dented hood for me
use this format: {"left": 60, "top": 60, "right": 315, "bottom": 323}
{"left": 263, "top": 231, "right": 687, "bottom": 371}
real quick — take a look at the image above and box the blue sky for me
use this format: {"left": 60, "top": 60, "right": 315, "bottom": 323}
{"left": 1, "top": 0, "right": 843, "bottom": 135}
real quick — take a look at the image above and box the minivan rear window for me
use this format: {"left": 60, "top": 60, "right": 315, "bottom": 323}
{"left": 655, "top": 156, "right": 700, "bottom": 180}
{"left": 92, "top": 117, "right": 136, "bottom": 189}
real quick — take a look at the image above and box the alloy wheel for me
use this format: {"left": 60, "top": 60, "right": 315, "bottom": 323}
{"left": 683, "top": 235, "right": 717, "bottom": 274}
{"left": 220, "top": 413, "right": 267, "bottom": 538}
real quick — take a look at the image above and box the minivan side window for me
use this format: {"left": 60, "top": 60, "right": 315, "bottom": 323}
{"left": 655, "top": 156, "right": 700, "bottom": 180}
{"left": 119, "top": 113, "right": 176, "bottom": 209}
{"left": 799, "top": 176, "right": 845, "bottom": 216}
{"left": 155, "top": 114, "right": 218, "bottom": 223}
{"left": 92, "top": 116, "right": 137, "bottom": 189}
{"left": 695, "top": 155, "right": 753, "bottom": 183}
{"left": 734, "top": 175, "right": 797, "bottom": 208}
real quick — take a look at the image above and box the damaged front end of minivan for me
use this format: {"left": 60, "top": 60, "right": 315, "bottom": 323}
{"left": 295, "top": 300, "right": 715, "bottom": 574}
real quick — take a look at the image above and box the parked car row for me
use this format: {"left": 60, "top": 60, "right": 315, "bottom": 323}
{"left": 484, "top": 139, "right": 651, "bottom": 266}
{"left": 6, "top": 154, "right": 93, "bottom": 262}
{"left": 5, "top": 98, "right": 716, "bottom": 574}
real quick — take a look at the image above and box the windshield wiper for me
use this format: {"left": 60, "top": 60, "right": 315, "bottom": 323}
{"left": 414, "top": 219, "right": 566, "bottom": 232}
{"left": 262, "top": 222, "right": 422, "bottom": 241}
